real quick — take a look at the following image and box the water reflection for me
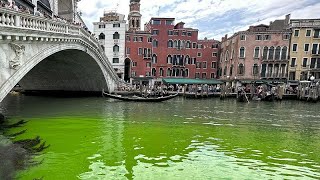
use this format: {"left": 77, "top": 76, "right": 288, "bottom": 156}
{"left": 0, "top": 95, "right": 320, "bottom": 179}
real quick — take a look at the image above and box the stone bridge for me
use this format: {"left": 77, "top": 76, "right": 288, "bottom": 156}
{"left": 0, "top": 7, "right": 120, "bottom": 102}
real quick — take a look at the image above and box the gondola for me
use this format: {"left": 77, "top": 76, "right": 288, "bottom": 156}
{"left": 102, "top": 91, "right": 179, "bottom": 102}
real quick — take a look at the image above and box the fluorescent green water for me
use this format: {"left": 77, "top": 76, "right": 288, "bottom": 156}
{"left": 1, "top": 95, "right": 320, "bottom": 179}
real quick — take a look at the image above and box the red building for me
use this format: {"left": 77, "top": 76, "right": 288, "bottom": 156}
{"left": 125, "top": 0, "right": 219, "bottom": 84}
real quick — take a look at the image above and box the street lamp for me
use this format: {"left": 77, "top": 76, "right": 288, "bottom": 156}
{"left": 310, "top": 75, "right": 315, "bottom": 81}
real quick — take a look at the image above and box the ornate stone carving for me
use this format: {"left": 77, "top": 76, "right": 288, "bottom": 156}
{"left": 9, "top": 43, "right": 25, "bottom": 69}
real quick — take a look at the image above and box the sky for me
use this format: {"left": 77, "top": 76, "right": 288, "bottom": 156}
{"left": 78, "top": 0, "right": 320, "bottom": 40}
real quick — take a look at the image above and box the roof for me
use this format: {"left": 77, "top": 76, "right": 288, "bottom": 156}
{"left": 162, "top": 78, "right": 222, "bottom": 85}
{"left": 269, "top": 20, "right": 286, "bottom": 30}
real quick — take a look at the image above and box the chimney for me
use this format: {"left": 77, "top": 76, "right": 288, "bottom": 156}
{"left": 285, "top": 14, "right": 291, "bottom": 25}
{"left": 224, "top": 34, "right": 228, "bottom": 40}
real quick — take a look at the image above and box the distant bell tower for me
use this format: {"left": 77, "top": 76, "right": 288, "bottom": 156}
{"left": 128, "top": 0, "right": 141, "bottom": 31}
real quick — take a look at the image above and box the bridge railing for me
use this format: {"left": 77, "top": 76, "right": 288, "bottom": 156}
{"left": 0, "top": 7, "right": 120, "bottom": 82}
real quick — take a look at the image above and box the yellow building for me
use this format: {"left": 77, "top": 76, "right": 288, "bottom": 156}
{"left": 289, "top": 19, "right": 320, "bottom": 80}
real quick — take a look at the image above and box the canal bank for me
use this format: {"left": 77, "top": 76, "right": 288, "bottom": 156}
{"left": 0, "top": 95, "right": 320, "bottom": 179}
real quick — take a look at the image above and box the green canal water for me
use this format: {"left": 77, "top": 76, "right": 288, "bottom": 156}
{"left": 1, "top": 95, "right": 320, "bottom": 179}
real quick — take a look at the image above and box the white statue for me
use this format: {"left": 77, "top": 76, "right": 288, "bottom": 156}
{"left": 9, "top": 43, "right": 25, "bottom": 69}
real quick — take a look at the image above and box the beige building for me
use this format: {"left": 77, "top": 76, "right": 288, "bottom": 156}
{"left": 289, "top": 19, "right": 320, "bottom": 80}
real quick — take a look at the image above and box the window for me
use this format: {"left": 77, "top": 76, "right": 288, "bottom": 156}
{"left": 275, "top": 46, "right": 281, "bottom": 60}
{"left": 152, "top": 68, "right": 156, "bottom": 76}
{"left": 186, "top": 41, "right": 191, "bottom": 48}
{"left": 185, "top": 69, "right": 189, "bottom": 77}
{"left": 196, "top": 62, "right": 201, "bottom": 68}
{"left": 294, "top": 29, "right": 300, "bottom": 37}
{"left": 113, "top": 45, "right": 119, "bottom": 52}
{"left": 132, "top": 62, "right": 137, "bottom": 67}
{"left": 126, "top": 47, "right": 130, "bottom": 54}
{"left": 268, "top": 46, "right": 274, "bottom": 60}
{"left": 264, "top": 35, "right": 271, "bottom": 40}
{"left": 311, "top": 58, "right": 316, "bottom": 68}
{"left": 195, "top": 73, "right": 200, "bottom": 78}
{"left": 304, "top": 44, "right": 310, "bottom": 52}
{"left": 292, "top": 44, "right": 298, "bottom": 52}
{"left": 133, "top": 36, "right": 138, "bottom": 42}
{"left": 239, "top": 47, "right": 245, "bottom": 58}
{"left": 167, "top": 68, "right": 171, "bottom": 76}
{"left": 197, "top": 44, "right": 203, "bottom": 49}
{"left": 283, "top": 34, "right": 290, "bottom": 40}
{"left": 197, "top": 52, "right": 202, "bottom": 57}
{"left": 165, "top": 20, "right": 174, "bottom": 25}
{"left": 211, "top": 73, "right": 215, "bottom": 79}
{"left": 138, "top": 37, "right": 143, "bottom": 42}
{"left": 182, "top": 31, "right": 186, "bottom": 36}
{"left": 138, "top": 48, "right": 143, "bottom": 55}
{"left": 99, "top": 24, "right": 105, "bottom": 28}
{"left": 168, "top": 30, "right": 173, "bottom": 35}
{"left": 152, "top": 30, "right": 159, "bottom": 35}
{"left": 263, "top": 46, "right": 268, "bottom": 60}
{"left": 312, "top": 44, "right": 319, "bottom": 54}
{"left": 281, "top": 47, "right": 287, "bottom": 60}
{"left": 167, "top": 55, "right": 172, "bottom": 64}
{"left": 302, "top": 58, "right": 308, "bottom": 68}
{"left": 254, "top": 47, "right": 260, "bottom": 58}
{"left": 112, "top": 58, "right": 119, "bottom": 63}
{"left": 146, "top": 62, "right": 151, "bottom": 67}
{"left": 152, "top": 20, "right": 161, "bottom": 25}
{"left": 131, "top": 71, "right": 136, "bottom": 77}
{"left": 291, "top": 58, "right": 296, "bottom": 67}
{"left": 126, "top": 35, "right": 130, "bottom": 41}
{"left": 229, "top": 65, "right": 233, "bottom": 76}
{"left": 174, "top": 31, "right": 179, "bottom": 36}
{"left": 185, "top": 56, "right": 190, "bottom": 65}
{"left": 225, "top": 51, "right": 229, "bottom": 61}
{"left": 240, "top": 34, "right": 246, "bottom": 41}
{"left": 306, "top": 29, "right": 311, "bottom": 37}
{"left": 212, "top": 52, "right": 217, "bottom": 57}
{"left": 152, "top": 54, "right": 157, "bottom": 63}
{"left": 253, "top": 64, "right": 259, "bottom": 75}
{"left": 153, "top": 40, "right": 158, "bottom": 47}
{"left": 168, "top": 40, "right": 173, "bottom": 48}
{"left": 211, "top": 62, "right": 217, "bottom": 68}
{"left": 314, "top": 29, "right": 320, "bottom": 38}
{"left": 187, "top": 32, "right": 192, "bottom": 36}
{"left": 238, "top": 64, "right": 245, "bottom": 75}
{"left": 202, "top": 73, "right": 206, "bottom": 79}
{"left": 113, "top": 23, "right": 120, "bottom": 27}
{"left": 192, "top": 58, "right": 196, "bottom": 64}
{"left": 113, "top": 32, "right": 120, "bottom": 39}
{"left": 192, "top": 43, "right": 197, "bottom": 49}
{"left": 159, "top": 68, "right": 164, "bottom": 76}
{"left": 98, "top": 33, "right": 105, "bottom": 40}
{"left": 256, "top": 35, "right": 262, "bottom": 40}
{"left": 202, "top": 62, "right": 207, "bottom": 69}
{"left": 148, "top": 37, "right": 152, "bottom": 42}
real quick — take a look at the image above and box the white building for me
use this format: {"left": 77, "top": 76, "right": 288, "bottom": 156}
{"left": 93, "top": 11, "right": 126, "bottom": 79}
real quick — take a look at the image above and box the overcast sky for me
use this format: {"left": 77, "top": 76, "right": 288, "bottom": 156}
{"left": 78, "top": 0, "right": 320, "bottom": 40}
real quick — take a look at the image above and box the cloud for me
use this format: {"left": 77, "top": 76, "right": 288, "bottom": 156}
{"left": 78, "top": 0, "right": 320, "bottom": 40}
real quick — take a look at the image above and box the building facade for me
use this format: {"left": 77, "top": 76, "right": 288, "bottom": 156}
{"left": 289, "top": 19, "right": 320, "bottom": 80}
{"left": 124, "top": 0, "right": 219, "bottom": 83}
{"left": 93, "top": 11, "right": 127, "bottom": 79}
{"left": 219, "top": 16, "right": 291, "bottom": 83}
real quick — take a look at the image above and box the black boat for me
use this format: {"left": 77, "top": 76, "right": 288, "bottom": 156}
{"left": 103, "top": 92, "right": 179, "bottom": 102}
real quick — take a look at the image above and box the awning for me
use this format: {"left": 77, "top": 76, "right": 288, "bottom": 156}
{"left": 162, "top": 78, "right": 223, "bottom": 85}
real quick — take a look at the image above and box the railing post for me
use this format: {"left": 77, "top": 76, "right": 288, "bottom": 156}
{"left": 66, "top": 26, "right": 69, "bottom": 34}
{"left": 14, "top": 14, "right": 20, "bottom": 27}
{"left": 46, "top": 21, "right": 50, "bottom": 31}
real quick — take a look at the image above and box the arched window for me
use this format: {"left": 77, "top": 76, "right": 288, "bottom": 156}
{"left": 173, "top": 40, "right": 177, "bottom": 48}
{"left": 176, "top": 68, "right": 180, "bottom": 76}
{"left": 185, "top": 69, "right": 189, "bottom": 77}
{"left": 167, "top": 40, "right": 173, "bottom": 48}
{"left": 224, "top": 66, "right": 227, "bottom": 75}
{"left": 113, "top": 45, "right": 119, "bottom": 52}
{"left": 238, "top": 64, "right": 245, "bottom": 75}
{"left": 185, "top": 55, "right": 190, "bottom": 65}
{"left": 239, "top": 47, "right": 245, "bottom": 58}
{"left": 99, "top": 33, "right": 105, "bottom": 40}
{"left": 254, "top": 47, "right": 260, "bottom": 58}
{"left": 231, "top": 49, "right": 235, "bottom": 60}
{"left": 167, "top": 55, "right": 172, "bottom": 64}
{"left": 177, "top": 40, "right": 181, "bottom": 49}
{"left": 186, "top": 41, "right": 191, "bottom": 48}
{"left": 152, "top": 54, "right": 157, "bottom": 64}
{"left": 263, "top": 46, "right": 268, "bottom": 60}
{"left": 182, "top": 40, "right": 185, "bottom": 49}
{"left": 253, "top": 64, "right": 259, "bottom": 75}
{"left": 113, "top": 32, "right": 119, "bottom": 39}
{"left": 167, "top": 68, "right": 171, "bottom": 76}
{"left": 152, "top": 68, "right": 156, "bottom": 76}
{"left": 225, "top": 51, "right": 229, "bottom": 61}
{"left": 281, "top": 46, "right": 287, "bottom": 60}
{"left": 268, "top": 46, "right": 275, "bottom": 60}
{"left": 275, "top": 46, "right": 281, "bottom": 60}
{"left": 230, "top": 65, "right": 233, "bottom": 76}
{"left": 159, "top": 68, "right": 164, "bottom": 77}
